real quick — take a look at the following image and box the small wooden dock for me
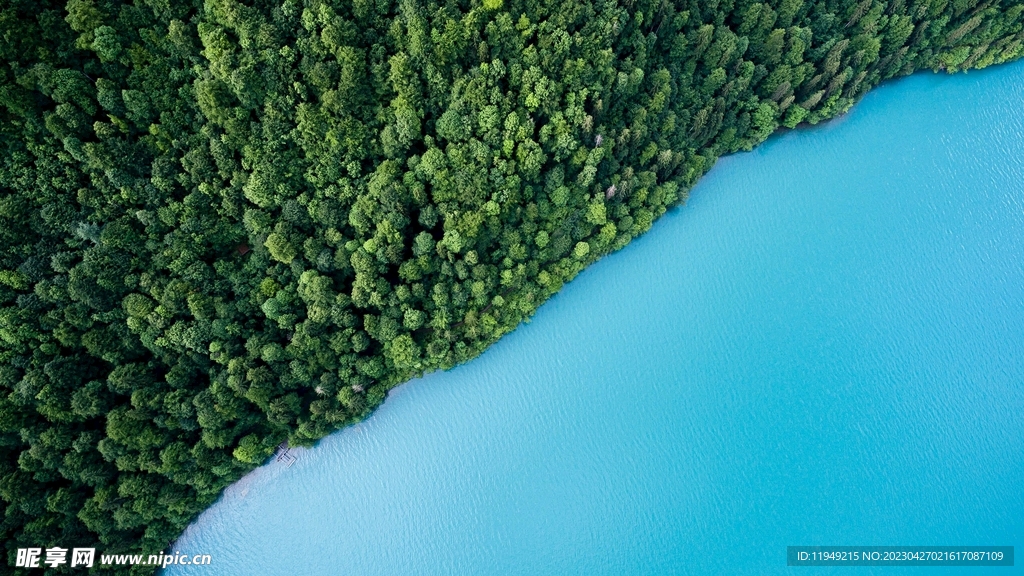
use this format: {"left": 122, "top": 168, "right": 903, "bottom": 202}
{"left": 275, "top": 442, "right": 297, "bottom": 467}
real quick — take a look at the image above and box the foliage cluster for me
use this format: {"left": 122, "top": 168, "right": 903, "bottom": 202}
{"left": 0, "top": 0, "right": 1021, "bottom": 571}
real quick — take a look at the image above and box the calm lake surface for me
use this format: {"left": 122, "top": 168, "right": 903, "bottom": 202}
{"left": 167, "top": 61, "right": 1024, "bottom": 575}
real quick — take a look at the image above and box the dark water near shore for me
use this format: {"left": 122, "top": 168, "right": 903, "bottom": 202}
{"left": 167, "top": 61, "right": 1024, "bottom": 575}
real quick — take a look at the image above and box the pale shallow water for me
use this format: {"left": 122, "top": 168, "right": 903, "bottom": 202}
{"left": 167, "top": 60, "right": 1024, "bottom": 575}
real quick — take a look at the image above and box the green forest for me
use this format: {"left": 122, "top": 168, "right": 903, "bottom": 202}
{"left": 0, "top": 0, "right": 1020, "bottom": 571}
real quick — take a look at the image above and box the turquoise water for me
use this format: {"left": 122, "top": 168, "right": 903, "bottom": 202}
{"left": 167, "top": 61, "right": 1024, "bottom": 575}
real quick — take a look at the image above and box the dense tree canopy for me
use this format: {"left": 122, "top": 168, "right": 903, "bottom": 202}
{"left": 1, "top": 0, "right": 1021, "bottom": 571}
